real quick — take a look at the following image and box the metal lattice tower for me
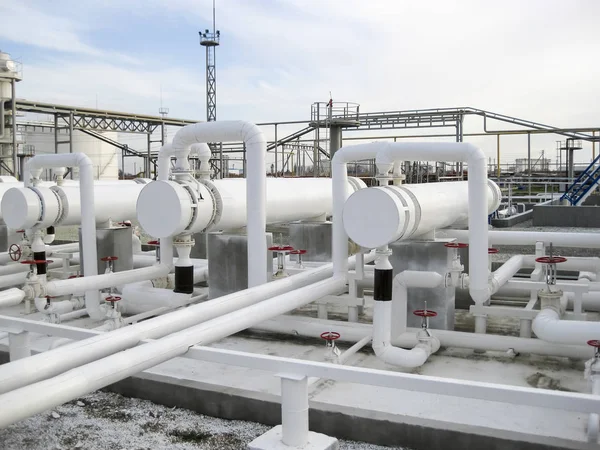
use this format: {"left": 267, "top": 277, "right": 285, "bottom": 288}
{"left": 199, "top": 1, "right": 220, "bottom": 122}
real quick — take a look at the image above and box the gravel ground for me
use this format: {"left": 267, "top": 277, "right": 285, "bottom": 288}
{"left": 0, "top": 391, "right": 401, "bottom": 450}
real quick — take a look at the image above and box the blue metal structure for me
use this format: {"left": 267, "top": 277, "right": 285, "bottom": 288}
{"left": 561, "top": 154, "right": 600, "bottom": 205}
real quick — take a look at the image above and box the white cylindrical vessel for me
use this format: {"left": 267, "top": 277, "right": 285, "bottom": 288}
{"left": 342, "top": 180, "right": 501, "bottom": 248}
{"left": 137, "top": 177, "right": 365, "bottom": 238}
{"left": 1, "top": 184, "right": 144, "bottom": 229}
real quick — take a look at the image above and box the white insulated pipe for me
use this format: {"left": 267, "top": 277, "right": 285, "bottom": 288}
{"left": 253, "top": 315, "right": 594, "bottom": 359}
{"left": 44, "top": 264, "right": 170, "bottom": 297}
{"left": 119, "top": 284, "right": 195, "bottom": 315}
{"left": 1, "top": 184, "right": 144, "bottom": 229}
{"left": 15, "top": 154, "right": 102, "bottom": 320}
{"left": 0, "top": 276, "right": 346, "bottom": 427}
{"left": 137, "top": 177, "right": 364, "bottom": 238}
{"left": 343, "top": 180, "right": 501, "bottom": 248}
{"left": 155, "top": 121, "right": 267, "bottom": 287}
{"left": 441, "top": 229, "right": 600, "bottom": 248}
{"left": 373, "top": 271, "right": 443, "bottom": 368}
{"left": 489, "top": 255, "right": 524, "bottom": 295}
{"left": 0, "top": 252, "right": 374, "bottom": 395}
{"left": 532, "top": 308, "right": 600, "bottom": 346}
{"left": 0, "top": 288, "right": 25, "bottom": 307}
{"left": 332, "top": 141, "right": 491, "bottom": 304}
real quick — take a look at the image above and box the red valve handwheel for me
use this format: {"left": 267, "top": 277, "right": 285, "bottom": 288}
{"left": 588, "top": 340, "right": 600, "bottom": 348}
{"left": 147, "top": 240, "right": 160, "bottom": 246}
{"left": 68, "top": 274, "right": 83, "bottom": 279}
{"left": 16, "top": 229, "right": 25, "bottom": 234}
{"left": 535, "top": 256, "right": 567, "bottom": 264}
{"left": 290, "top": 249, "right": 307, "bottom": 255}
{"left": 444, "top": 242, "right": 468, "bottom": 249}
{"left": 20, "top": 260, "right": 46, "bottom": 265}
{"left": 488, "top": 248, "right": 499, "bottom": 254}
{"left": 268, "top": 245, "right": 294, "bottom": 252}
{"left": 320, "top": 331, "right": 341, "bottom": 341}
{"left": 413, "top": 309, "right": 438, "bottom": 318}
{"left": 105, "top": 295, "right": 121, "bottom": 303}
{"left": 8, "top": 244, "right": 21, "bottom": 262}
{"left": 100, "top": 256, "right": 119, "bottom": 262}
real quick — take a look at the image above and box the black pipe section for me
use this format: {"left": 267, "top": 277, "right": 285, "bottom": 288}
{"left": 34, "top": 251, "right": 47, "bottom": 275}
{"left": 174, "top": 265, "right": 194, "bottom": 294}
{"left": 374, "top": 268, "right": 393, "bottom": 301}
{"left": 46, "top": 226, "right": 55, "bottom": 236}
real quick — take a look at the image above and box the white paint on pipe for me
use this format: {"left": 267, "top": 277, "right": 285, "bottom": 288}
{"left": 156, "top": 121, "right": 268, "bottom": 288}
{"left": 532, "top": 308, "right": 600, "bottom": 346}
{"left": 0, "top": 252, "right": 374, "bottom": 395}
{"left": 19, "top": 154, "right": 102, "bottom": 320}
{"left": 0, "top": 276, "right": 346, "bottom": 427}
{"left": 490, "top": 255, "right": 524, "bottom": 295}
{"left": 441, "top": 229, "right": 600, "bottom": 248}
{"left": 0, "top": 288, "right": 25, "bottom": 307}
{"left": 373, "top": 271, "right": 442, "bottom": 368}
{"left": 253, "top": 315, "right": 593, "bottom": 359}
{"left": 332, "top": 141, "right": 490, "bottom": 305}
{"left": 119, "top": 284, "right": 194, "bottom": 315}
{"left": 343, "top": 181, "right": 500, "bottom": 249}
{"left": 44, "top": 264, "right": 170, "bottom": 297}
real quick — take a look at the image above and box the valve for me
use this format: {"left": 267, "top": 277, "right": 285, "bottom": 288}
{"left": 100, "top": 256, "right": 118, "bottom": 274}
{"left": 320, "top": 331, "right": 341, "bottom": 362}
{"left": 268, "top": 245, "right": 294, "bottom": 278}
{"left": 8, "top": 243, "right": 21, "bottom": 262}
{"left": 588, "top": 340, "right": 600, "bottom": 360}
{"left": 290, "top": 249, "right": 307, "bottom": 269}
{"left": 20, "top": 259, "right": 46, "bottom": 274}
{"left": 445, "top": 242, "right": 467, "bottom": 286}
{"left": 147, "top": 240, "right": 160, "bottom": 262}
{"left": 535, "top": 254, "right": 566, "bottom": 290}
{"left": 413, "top": 301, "right": 437, "bottom": 338}
{"left": 105, "top": 295, "right": 121, "bottom": 310}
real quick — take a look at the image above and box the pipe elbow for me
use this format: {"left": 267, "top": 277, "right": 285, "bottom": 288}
{"left": 372, "top": 341, "right": 432, "bottom": 368}
{"left": 464, "top": 142, "right": 486, "bottom": 162}
{"left": 240, "top": 121, "right": 266, "bottom": 147}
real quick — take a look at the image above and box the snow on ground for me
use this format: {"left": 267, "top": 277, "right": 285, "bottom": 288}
{"left": 0, "top": 391, "right": 402, "bottom": 450}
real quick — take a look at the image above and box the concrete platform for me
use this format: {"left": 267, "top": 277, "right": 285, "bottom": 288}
{"left": 0, "top": 310, "right": 596, "bottom": 450}
{"left": 248, "top": 426, "right": 339, "bottom": 450}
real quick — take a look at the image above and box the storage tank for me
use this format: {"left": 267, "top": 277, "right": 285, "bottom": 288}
{"left": 0, "top": 51, "right": 22, "bottom": 176}
{"left": 22, "top": 129, "right": 119, "bottom": 180}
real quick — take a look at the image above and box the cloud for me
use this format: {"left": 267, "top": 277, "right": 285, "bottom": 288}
{"left": 5, "top": 0, "right": 600, "bottom": 164}
{"left": 0, "top": 2, "right": 140, "bottom": 64}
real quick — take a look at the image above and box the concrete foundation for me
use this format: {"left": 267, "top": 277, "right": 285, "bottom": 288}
{"left": 0, "top": 224, "right": 18, "bottom": 253}
{"left": 248, "top": 426, "right": 339, "bottom": 450}
{"left": 288, "top": 222, "right": 332, "bottom": 262}
{"left": 533, "top": 205, "right": 600, "bottom": 228}
{"left": 190, "top": 232, "right": 208, "bottom": 259}
{"left": 79, "top": 226, "right": 133, "bottom": 274}
{"left": 389, "top": 239, "right": 454, "bottom": 330}
{"left": 207, "top": 232, "right": 273, "bottom": 299}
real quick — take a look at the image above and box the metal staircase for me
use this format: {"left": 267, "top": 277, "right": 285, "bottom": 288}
{"left": 561, "top": 155, "right": 600, "bottom": 205}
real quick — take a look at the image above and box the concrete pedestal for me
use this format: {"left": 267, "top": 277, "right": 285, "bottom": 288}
{"left": 207, "top": 232, "right": 273, "bottom": 299}
{"left": 247, "top": 426, "right": 339, "bottom": 450}
{"left": 190, "top": 232, "right": 208, "bottom": 259}
{"left": 79, "top": 226, "right": 133, "bottom": 274}
{"left": 289, "top": 222, "right": 332, "bottom": 262}
{"left": 389, "top": 239, "right": 454, "bottom": 331}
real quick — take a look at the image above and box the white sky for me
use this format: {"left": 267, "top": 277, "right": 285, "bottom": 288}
{"left": 2, "top": 0, "right": 599, "bottom": 171}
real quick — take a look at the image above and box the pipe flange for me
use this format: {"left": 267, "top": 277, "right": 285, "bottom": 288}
{"left": 199, "top": 179, "right": 221, "bottom": 231}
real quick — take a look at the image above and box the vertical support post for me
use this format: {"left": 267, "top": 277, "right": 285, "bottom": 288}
{"left": 279, "top": 373, "right": 309, "bottom": 448}
{"left": 11, "top": 79, "right": 17, "bottom": 178}
{"left": 69, "top": 112, "right": 74, "bottom": 179}
{"left": 121, "top": 148, "right": 125, "bottom": 180}
{"left": 146, "top": 130, "right": 152, "bottom": 178}
{"left": 9, "top": 331, "right": 30, "bottom": 361}
{"left": 219, "top": 142, "right": 224, "bottom": 179}
{"left": 54, "top": 114, "right": 59, "bottom": 154}
{"left": 593, "top": 131, "right": 596, "bottom": 162}
{"left": 496, "top": 134, "right": 501, "bottom": 179}
{"left": 527, "top": 132, "right": 531, "bottom": 197}
{"left": 274, "top": 123, "right": 278, "bottom": 177}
